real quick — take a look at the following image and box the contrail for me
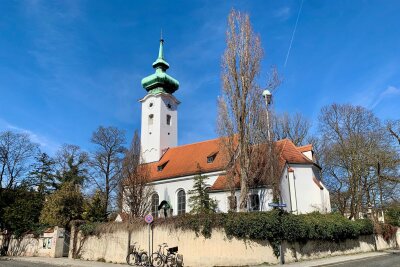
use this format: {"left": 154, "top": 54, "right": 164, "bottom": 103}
{"left": 284, "top": 0, "right": 304, "bottom": 68}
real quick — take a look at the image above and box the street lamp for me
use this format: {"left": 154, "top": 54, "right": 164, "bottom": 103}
{"left": 262, "top": 89, "right": 272, "bottom": 105}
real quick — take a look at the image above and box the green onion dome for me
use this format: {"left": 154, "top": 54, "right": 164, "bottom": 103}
{"left": 141, "top": 39, "right": 179, "bottom": 94}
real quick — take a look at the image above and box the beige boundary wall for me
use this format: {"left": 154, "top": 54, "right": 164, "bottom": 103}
{"left": 69, "top": 224, "right": 399, "bottom": 266}
{"left": 0, "top": 227, "right": 66, "bottom": 258}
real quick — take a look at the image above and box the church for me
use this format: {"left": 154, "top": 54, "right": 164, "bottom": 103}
{"left": 117, "top": 39, "right": 331, "bottom": 221}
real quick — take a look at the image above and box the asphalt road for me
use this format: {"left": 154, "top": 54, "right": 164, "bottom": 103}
{"left": 320, "top": 253, "right": 400, "bottom": 267}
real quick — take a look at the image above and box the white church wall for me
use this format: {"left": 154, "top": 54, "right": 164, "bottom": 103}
{"left": 151, "top": 171, "right": 223, "bottom": 215}
{"left": 290, "top": 164, "right": 326, "bottom": 214}
{"left": 279, "top": 167, "right": 292, "bottom": 212}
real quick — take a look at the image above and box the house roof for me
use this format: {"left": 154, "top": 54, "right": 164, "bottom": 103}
{"left": 145, "top": 137, "right": 227, "bottom": 182}
{"left": 145, "top": 137, "right": 315, "bottom": 185}
{"left": 210, "top": 175, "right": 240, "bottom": 191}
{"left": 297, "top": 144, "right": 313, "bottom": 152}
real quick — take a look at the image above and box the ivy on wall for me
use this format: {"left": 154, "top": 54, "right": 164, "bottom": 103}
{"left": 75, "top": 211, "right": 381, "bottom": 258}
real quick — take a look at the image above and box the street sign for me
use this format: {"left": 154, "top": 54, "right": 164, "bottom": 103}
{"left": 145, "top": 214, "right": 153, "bottom": 224}
{"left": 268, "top": 203, "right": 287, "bottom": 208}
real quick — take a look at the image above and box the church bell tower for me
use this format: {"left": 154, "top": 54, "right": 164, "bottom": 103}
{"left": 140, "top": 38, "right": 180, "bottom": 163}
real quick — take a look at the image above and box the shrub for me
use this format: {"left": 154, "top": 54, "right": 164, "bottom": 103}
{"left": 385, "top": 206, "right": 400, "bottom": 227}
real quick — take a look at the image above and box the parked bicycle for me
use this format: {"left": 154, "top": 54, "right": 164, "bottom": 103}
{"left": 126, "top": 242, "right": 150, "bottom": 266}
{"left": 151, "top": 243, "right": 183, "bottom": 267}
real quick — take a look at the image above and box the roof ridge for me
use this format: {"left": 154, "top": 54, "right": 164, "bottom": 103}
{"left": 169, "top": 136, "right": 222, "bottom": 150}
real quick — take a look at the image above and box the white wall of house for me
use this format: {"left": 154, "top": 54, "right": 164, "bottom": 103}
{"left": 150, "top": 171, "right": 221, "bottom": 216}
{"left": 123, "top": 164, "right": 330, "bottom": 217}
{"left": 280, "top": 164, "right": 331, "bottom": 214}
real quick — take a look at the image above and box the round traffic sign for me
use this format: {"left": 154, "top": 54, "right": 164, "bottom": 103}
{"left": 145, "top": 214, "right": 153, "bottom": 224}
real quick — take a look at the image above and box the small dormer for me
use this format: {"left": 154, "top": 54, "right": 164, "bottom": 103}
{"left": 297, "top": 144, "right": 313, "bottom": 161}
{"left": 157, "top": 160, "right": 169, "bottom": 171}
{"left": 207, "top": 151, "right": 218, "bottom": 163}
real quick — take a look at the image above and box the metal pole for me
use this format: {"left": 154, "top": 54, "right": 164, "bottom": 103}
{"left": 148, "top": 224, "right": 150, "bottom": 257}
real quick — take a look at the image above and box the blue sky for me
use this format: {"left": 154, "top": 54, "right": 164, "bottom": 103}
{"left": 1, "top": 0, "right": 399, "bottom": 155}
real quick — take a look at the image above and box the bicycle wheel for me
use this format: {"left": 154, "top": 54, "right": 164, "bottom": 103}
{"left": 151, "top": 253, "right": 164, "bottom": 267}
{"left": 126, "top": 252, "right": 136, "bottom": 266}
{"left": 166, "top": 254, "right": 176, "bottom": 267}
{"left": 139, "top": 252, "right": 149, "bottom": 266}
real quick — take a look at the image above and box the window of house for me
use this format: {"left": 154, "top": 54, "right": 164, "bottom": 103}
{"left": 157, "top": 161, "right": 168, "bottom": 172}
{"left": 151, "top": 193, "right": 159, "bottom": 218}
{"left": 207, "top": 152, "right": 218, "bottom": 163}
{"left": 227, "top": 195, "right": 237, "bottom": 211}
{"left": 248, "top": 194, "right": 260, "bottom": 211}
{"left": 166, "top": 115, "right": 171, "bottom": 125}
{"left": 149, "top": 114, "right": 154, "bottom": 125}
{"left": 177, "top": 190, "right": 186, "bottom": 215}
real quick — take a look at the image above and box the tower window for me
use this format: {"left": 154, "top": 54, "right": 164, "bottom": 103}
{"left": 149, "top": 114, "right": 154, "bottom": 125}
{"left": 167, "top": 103, "right": 172, "bottom": 109}
{"left": 166, "top": 115, "right": 171, "bottom": 125}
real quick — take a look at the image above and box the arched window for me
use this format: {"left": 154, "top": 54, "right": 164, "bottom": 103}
{"left": 177, "top": 190, "right": 186, "bottom": 215}
{"left": 151, "top": 193, "right": 159, "bottom": 218}
{"left": 149, "top": 114, "right": 154, "bottom": 125}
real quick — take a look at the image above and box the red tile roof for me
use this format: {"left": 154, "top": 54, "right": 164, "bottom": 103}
{"left": 145, "top": 138, "right": 314, "bottom": 186}
{"left": 297, "top": 144, "right": 313, "bottom": 153}
{"left": 145, "top": 137, "right": 227, "bottom": 182}
{"left": 210, "top": 175, "right": 240, "bottom": 191}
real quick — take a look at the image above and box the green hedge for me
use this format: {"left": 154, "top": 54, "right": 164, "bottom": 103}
{"left": 171, "top": 211, "right": 373, "bottom": 242}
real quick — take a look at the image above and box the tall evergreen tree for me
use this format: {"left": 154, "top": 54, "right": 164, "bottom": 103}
{"left": 39, "top": 182, "right": 83, "bottom": 228}
{"left": 83, "top": 190, "right": 107, "bottom": 222}
{"left": 2, "top": 185, "right": 44, "bottom": 236}
{"left": 29, "top": 153, "right": 57, "bottom": 194}
{"left": 188, "top": 174, "right": 217, "bottom": 214}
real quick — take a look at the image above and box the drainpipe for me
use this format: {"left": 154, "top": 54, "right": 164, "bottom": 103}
{"left": 287, "top": 169, "right": 293, "bottom": 213}
{"left": 293, "top": 169, "right": 299, "bottom": 215}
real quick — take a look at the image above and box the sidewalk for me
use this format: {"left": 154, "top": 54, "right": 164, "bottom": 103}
{"left": 2, "top": 250, "right": 399, "bottom": 267}
{"left": 1, "top": 256, "right": 129, "bottom": 267}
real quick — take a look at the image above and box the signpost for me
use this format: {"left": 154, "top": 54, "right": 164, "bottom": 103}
{"left": 268, "top": 203, "right": 286, "bottom": 265}
{"left": 145, "top": 214, "right": 153, "bottom": 258}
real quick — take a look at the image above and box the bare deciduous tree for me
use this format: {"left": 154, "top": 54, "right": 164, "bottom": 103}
{"left": 0, "top": 131, "right": 38, "bottom": 189}
{"left": 318, "top": 104, "right": 399, "bottom": 220}
{"left": 90, "top": 126, "right": 126, "bottom": 218}
{"left": 217, "top": 9, "right": 281, "bottom": 211}
{"left": 119, "top": 131, "right": 153, "bottom": 220}
{"left": 386, "top": 119, "right": 400, "bottom": 145}
{"left": 273, "top": 112, "right": 311, "bottom": 146}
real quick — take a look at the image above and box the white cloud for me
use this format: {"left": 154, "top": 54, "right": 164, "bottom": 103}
{"left": 0, "top": 118, "right": 60, "bottom": 155}
{"left": 370, "top": 85, "right": 400, "bottom": 109}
